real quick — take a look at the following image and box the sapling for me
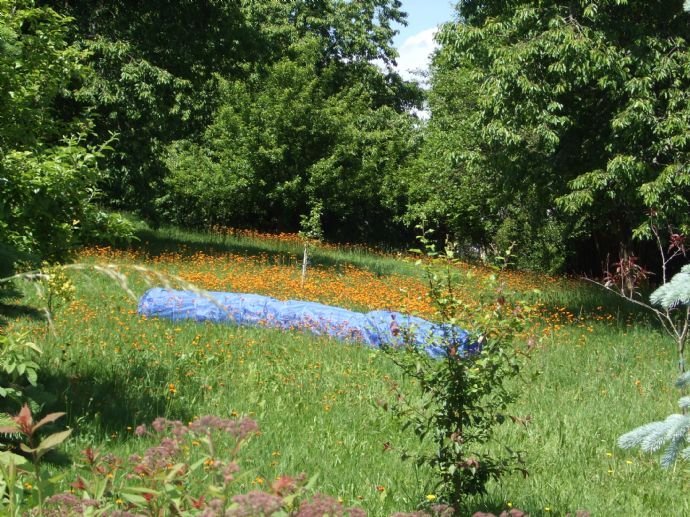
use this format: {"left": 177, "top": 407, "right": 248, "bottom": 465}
{"left": 382, "top": 232, "right": 531, "bottom": 508}
{"left": 299, "top": 201, "right": 324, "bottom": 287}
{"left": 618, "top": 265, "right": 690, "bottom": 466}
{"left": 590, "top": 221, "right": 690, "bottom": 466}
{"left": 591, "top": 222, "right": 688, "bottom": 374}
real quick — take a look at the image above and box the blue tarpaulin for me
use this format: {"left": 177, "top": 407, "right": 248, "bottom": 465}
{"left": 138, "top": 288, "right": 475, "bottom": 358}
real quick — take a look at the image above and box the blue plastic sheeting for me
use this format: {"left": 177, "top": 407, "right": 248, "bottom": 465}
{"left": 138, "top": 288, "right": 476, "bottom": 358}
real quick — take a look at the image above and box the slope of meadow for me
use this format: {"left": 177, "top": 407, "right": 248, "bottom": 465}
{"left": 1, "top": 226, "right": 687, "bottom": 515}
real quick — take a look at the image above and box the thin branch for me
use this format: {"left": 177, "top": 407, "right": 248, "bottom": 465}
{"left": 582, "top": 277, "right": 677, "bottom": 336}
{"left": 651, "top": 222, "right": 668, "bottom": 284}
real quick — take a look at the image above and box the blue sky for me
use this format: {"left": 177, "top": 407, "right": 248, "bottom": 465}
{"left": 394, "top": 1, "right": 456, "bottom": 46}
{"left": 391, "top": 1, "right": 457, "bottom": 81}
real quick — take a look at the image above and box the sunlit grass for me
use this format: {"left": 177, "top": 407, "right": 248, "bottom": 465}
{"left": 1, "top": 226, "right": 686, "bottom": 515}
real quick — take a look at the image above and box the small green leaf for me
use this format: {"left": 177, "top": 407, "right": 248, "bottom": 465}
{"left": 20, "top": 443, "right": 36, "bottom": 454}
{"left": 23, "top": 342, "right": 42, "bottom": 355}
{"left": 123, "top": 486, "right": 161, "bottom": 495}
{"left": 32, "top": 412, "right": 66, "bottom": 432}
{"left": 305, "top": 473, "right": 319, "bottom": 490}
{"left": 120, "top": 492, "right": 148, "bottom": 505}
{"left": 0, "top": 451, "right": 28, "bottom": 467}
{"left": 165, "top": 462, "right": 186, "bottom": 482}
{"left": 34, "top": 429, "right": 72, "bottom": 456}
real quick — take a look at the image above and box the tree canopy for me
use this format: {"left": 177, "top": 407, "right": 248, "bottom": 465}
{"left": 0, "top": 0, "right": 131, "bottom": 274}
{"left": 409, "top": 0, "right": 690, "bottom": 271}
{"left": 4, "top": 0, "right": 690, "bottom": 273}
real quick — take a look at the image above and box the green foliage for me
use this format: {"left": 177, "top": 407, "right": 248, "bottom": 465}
{"left": 382, "top": 235, "right": 529, "bottom": 507}
{"left": 41, "top": 0, "right": 422, "bottom": 235}
{"left": 414, "top": 0, "right": 690, "bottom": 271}
{"left": 492, "top": 209, "right": 568, "bottom": 274}
{"left": 299, "top": 202, "right": 324, "bottom": 286}
{"left": 164, "top": 31, "right": 420, "bottom": 241}
{"left": 34, "top": 263, "right": 76, "bottom": 325}
{"left": 0, "top": 0, "right": 86, "bottom": 148}
{"left": 619, "top": 264, "right": 690, "bottom": 466}
{"left": 163, "top": 49, "right": 322, "bottom": 229}
{"left": 0, "top": 1, "right": 133, "bottom": 269}
{"left": 395, "top": 52, "right": 495, "bottom": 254}
{"left": 0, "top": 334, "right": 42, "bottom": 412}
{"left": 299, "top": 202, "right": 325, "bottom": 243}
{"left": 0, "top": 0, "right": 82, "bottom": 264}
{"left": 1, "top": 137, "right": 111, "bottom": 262}
{"left": 44, "top": 0, "right": 252, "bottom": 215}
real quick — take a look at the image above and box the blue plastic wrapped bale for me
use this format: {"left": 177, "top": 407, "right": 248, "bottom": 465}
{"left": 364, "top": 310, "right": 474, "bottom": 359}
{"left": 138, "top": 288, "right": 475, "bottom": 358}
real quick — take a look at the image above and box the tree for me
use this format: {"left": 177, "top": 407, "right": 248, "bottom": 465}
{"left": 163, "top": 0, "right": 422, "bottom": 242}
{"left": 394, "top": 54, "right": 501, "bottom": 259}
{"left": 417, "top": 0, "right": 690, "bottom": 271}
{"left": 38, "top": 0, "right": 253, "bottom": 218}
{"left": 164, "top": 33, "right": 420, "bottom": 242}
{"left": 0, "top": 0, "right": 125, "bottom": 272}
{"left": 38, "top": 0, "right": 422, "bottom": 235}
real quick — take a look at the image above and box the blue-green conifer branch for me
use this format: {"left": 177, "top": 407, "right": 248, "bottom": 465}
{"left": 650, "top": 265, "right": 690, "bottom": 310}
{"left": 619, "top": 265, "right": 690, "bottom": 467}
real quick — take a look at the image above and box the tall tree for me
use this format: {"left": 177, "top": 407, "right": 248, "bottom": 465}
{"left": 0, "top": 0, "right": 126, "bottom": 272}
{"left": 38, "top": 0, "right": 254, "bottom": 218}
{"left": 163, "top": 0, "right": 422, "bottom": 242}
{"left": 418, "top": 0, "right": 690, "bottom": 271}
{"left": 40, "top": 0, "right": 421, "bottom": 235}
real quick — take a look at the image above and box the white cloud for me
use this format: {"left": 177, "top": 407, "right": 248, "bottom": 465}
{"left": 395, "top": 27, "right": 439, "bottom": 84}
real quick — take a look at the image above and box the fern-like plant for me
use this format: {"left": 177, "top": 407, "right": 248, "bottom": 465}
{"left": 619, "top": 265, "right": 690, "bottom": 466}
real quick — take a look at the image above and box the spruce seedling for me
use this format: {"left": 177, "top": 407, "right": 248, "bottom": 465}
{"left": 618, "top": 265, "right": 690, "bottom": 467}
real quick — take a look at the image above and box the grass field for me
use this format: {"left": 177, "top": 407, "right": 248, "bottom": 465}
{"left": 1, "top": 225, "right": 688, "bottom": 515}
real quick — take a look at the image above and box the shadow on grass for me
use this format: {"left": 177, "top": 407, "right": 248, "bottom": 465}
{"left": 0, "top": 285, "right": 45, "bottom": 329}
{"left": 465, "top": 496, "right": 588, "bottom": 517}
{"left": 462, "top": 497, "right": 535, "bottom": 517}
{"left": 533, "top": 279, "right": 660, "bottom": 329}
{"left": 0, "top": 302, "right": 45, "bottom": 329}
{"left": 122, "top": 228, "right": 411, "bottom": 278}
{"left": 39, "top": 361, "right": 194, "bottom": 439}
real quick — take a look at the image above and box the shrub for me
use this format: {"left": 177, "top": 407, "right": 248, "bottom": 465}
{"left": 0, "top": 334, "right": 42, "bottom": 414}
{"left": 382, "top": 235, "right": 532, "bottom": 508}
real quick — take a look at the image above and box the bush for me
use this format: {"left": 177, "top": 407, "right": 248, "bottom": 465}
{"left": 382, "top": 236, "right": 533, "bottom": 508}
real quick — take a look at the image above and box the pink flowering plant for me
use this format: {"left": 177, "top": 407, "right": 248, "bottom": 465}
{"left": 0, "top": 404, "right": 377, "bottom": 516}
{"left": 47, "top": 414, "right": 279, "bottom": 515}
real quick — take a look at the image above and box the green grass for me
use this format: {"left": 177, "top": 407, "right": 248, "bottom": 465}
{"left": 1, "top": 226, "right": 688, "bottom": 515}
{"left": 133, "top": 224, "right": 421, "bottom": 278}
{"left": 484, "top": 324, "right": 689, "bottom": 515}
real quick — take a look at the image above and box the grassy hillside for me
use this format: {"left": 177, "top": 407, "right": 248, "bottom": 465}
{"left": 0, "top": 226, "right": 687, "bottom": 515}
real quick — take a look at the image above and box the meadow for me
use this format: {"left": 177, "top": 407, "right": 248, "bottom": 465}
{"left": 1, "top": 225, "right": 688, "bottom": 516}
